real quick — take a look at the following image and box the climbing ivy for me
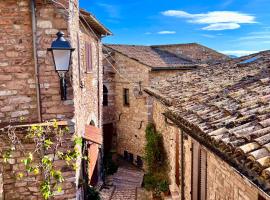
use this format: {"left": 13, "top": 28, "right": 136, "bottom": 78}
{"left": 1, "top": 120, "right": 83, "bottom": 200}
{"left": 144, "top": 123, "right": 169, "bottom": 198}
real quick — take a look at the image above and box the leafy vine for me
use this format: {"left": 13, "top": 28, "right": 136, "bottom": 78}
{"left": 0, "top": 120, "right": 83, "bottom": 200}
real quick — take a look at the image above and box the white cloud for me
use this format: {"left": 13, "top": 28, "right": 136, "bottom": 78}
{"left": 202, "top": 23, "right": 240, "bottom": 30}
{"left": 238, "top": 31, "right": 270, "bottom": 41}
{"left": 161, "top": 10, "right": 256, "bottom": 31}
{"left": 157, "top": 31, "right": 176, "bottom": 35}
{"left": 221, "top": 50, "right": 259, "bottom": 57}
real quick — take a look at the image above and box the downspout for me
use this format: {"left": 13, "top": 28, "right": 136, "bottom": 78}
{"left": 97, "top": 39, "right": 105, "bottom": 184}
{"left": 181, "top": 131, "right": 185, "bottom": 200}
{"left": 31, "top": 0, "right": 42, "bottom": 122}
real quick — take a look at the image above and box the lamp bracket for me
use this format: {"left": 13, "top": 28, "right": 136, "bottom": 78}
{"left": 58, "top": 71, "right": 66, "bottom": 78}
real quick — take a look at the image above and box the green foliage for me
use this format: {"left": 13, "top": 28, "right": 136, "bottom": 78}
{"left": 1, "top": 120, "right": 83, "bottom": 200}
{"left": 86, "top": 186, "right": 101, "bottom": 200}
{"left": 143, "top": 123, "right": 170, "bottom": 197}
{"left": 144, "top": 123, "right": 167, "bottom": 173}
{"left": 158, "top": 180, "right": 169, "bottom": 193}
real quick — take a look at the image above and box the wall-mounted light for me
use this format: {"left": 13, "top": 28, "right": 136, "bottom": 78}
{"left": 48, "top": 32, "right": 75, "bottom": 100}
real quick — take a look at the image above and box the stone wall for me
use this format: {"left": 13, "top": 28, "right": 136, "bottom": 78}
{"left": 105, "top": 52, "right": 195, "bottom": 164}
{"left": 152, "top": 99, "right": 180, "bottom": 189}
{"left": 0, "top": 124, "right": 77, "bottom": 200}
{"left": 154, "top": 43, "right": 229, "bottom": 63}
{"left": 35, "top": 0, "right": 75, "bottom": 121}
{"left": 0, "top": 0, "right": 104, "bottom": 198}
{"left": 0, "top": 0, "right": 38, "bottom": 124}
{"left": 102, "top": 53, "right": 116, "bottom": 125}
{"left": 113, "top": 53, "right": 150, "bottom": 159}
{"left": 152, "top": 98, "right": 270, "bottom": 200}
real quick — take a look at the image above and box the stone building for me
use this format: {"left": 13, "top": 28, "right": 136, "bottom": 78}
{"left": 0, "top": 0, "right": 111, "bottom": 199}
{"left": 102, "top": 44, "right": 228, "bottom": 167}
{"left": 145, "top": 51, "right": 270, "bottom": 199}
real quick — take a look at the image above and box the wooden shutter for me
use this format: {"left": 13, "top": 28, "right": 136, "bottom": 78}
{"left": 192, "top": 141, "right": 200, "bottom": 200}
{"left": 85, "top": 42, "right": 92, "bottom": 72}
{"left": 200, "top": 148, "right": 207, "bottom": 200}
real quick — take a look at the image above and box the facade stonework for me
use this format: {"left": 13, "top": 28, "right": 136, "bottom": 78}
{"left": 0, "top": 125, "right": 76, "bottom": 200}
{"left": 0, "top": 0, "right": 38, "bottom": 123}
{"left": 112, "top": 53, "right": 150, "bottom": 158}
{"left": 0, "top": 0, "right": 109, "bottom": 199}
{"left": 102, "top": 48, "right": 195, "bottom": 165}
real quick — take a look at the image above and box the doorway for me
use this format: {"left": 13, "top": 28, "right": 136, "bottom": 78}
{"left": 103, "top": 123, "right": 114, "bottom": 155}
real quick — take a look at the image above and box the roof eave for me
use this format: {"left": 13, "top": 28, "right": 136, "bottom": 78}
{"left": 80, "top": 9, "right": 112, "bottom": 36}
{"left": 151, "top": 65, "right": 199, "bottom": 71}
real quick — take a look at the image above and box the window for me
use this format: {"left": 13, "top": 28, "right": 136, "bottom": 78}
{"left": 192, "top": 141, "right": 207, "bottom": 200}
{"left": 85, "top": 42, "right": 92, "bottom": 72}
{"left": 103, "top": 85, "right": 108, "bottom": 106}
{"left": 123, "top": 88, "right": 130, "bottom": 106}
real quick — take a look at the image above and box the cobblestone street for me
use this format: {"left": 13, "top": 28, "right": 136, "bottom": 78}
{"left": 100, "top": 165, "right": 148, "bottom": 200}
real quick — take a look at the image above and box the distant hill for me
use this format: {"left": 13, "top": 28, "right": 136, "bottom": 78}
{"left": 228, "top": 55, "right": 238, "bottom": 59}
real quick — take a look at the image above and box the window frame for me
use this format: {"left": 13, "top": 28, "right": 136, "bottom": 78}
{"left": 123, "top": 88, "right": 130, "bottom": 106}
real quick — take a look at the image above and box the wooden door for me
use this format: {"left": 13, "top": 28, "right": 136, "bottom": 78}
{"left": 103, "top": 123, "right": 114, "bottom": 155}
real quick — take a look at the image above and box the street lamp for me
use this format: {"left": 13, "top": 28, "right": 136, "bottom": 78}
{"left": 48, "top": 31, "right": 75, "bottom": 100}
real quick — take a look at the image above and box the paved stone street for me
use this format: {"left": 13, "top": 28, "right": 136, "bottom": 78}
{"left": 100, "top": 166, "right": 146, "bottom": 200}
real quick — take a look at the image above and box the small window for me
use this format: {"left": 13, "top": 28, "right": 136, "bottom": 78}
{"left": 85, "top": 42, "right": 92, "bottom": 72}
{"left": 103, "top": 85, "right": 108, "bottom": 106}
{"left": 123, "top": 88, "right": 130, "bottom": 106}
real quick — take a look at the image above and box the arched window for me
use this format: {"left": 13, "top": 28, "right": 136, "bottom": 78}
{"left": 103, "top": 85, "right": 108, "bottom": 106}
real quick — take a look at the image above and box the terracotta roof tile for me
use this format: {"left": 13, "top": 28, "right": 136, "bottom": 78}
{"left": 104, "top": 44, "right": 197, "bottom": 69}
{"left": 145, "top": 50, "right": 270, "bottom": 194}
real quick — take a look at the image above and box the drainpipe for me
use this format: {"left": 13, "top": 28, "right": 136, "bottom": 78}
{"left": 97, "top": 40, "right": 105, "bottom": 184}
{"left": 181, "top": 131, "right": 185, "bottom": 200}
{"left": 31, "top": 0, "right": 42, "bottom": 122}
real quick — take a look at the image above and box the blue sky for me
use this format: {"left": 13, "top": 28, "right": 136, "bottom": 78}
{"left": 80, "top": 0, "right": 270, "bottom": 56}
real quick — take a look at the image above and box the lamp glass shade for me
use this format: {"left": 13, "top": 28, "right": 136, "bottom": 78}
{"left": 52, "top": 49, "right": 71, "bottom": 72}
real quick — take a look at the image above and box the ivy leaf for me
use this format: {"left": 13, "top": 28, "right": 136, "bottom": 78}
{"left": 57, "top": 186, "right": 62, "bottom": 193}
{"left": 16, "top": 173, "right": 24, "bottom": 180}
{"left": 33, "top": 168, "right": 39, "bottom": 175}
{"left": 44, "top": 139, "right": 54, "bottom": 149}
{"left": 74, "top": 136, "right": 83, "bottom": 146}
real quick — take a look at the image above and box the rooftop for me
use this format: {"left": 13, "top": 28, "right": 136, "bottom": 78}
{"left": 104, "top": 44, "right": 200, "bottom": 70}
{"left": 145, "top": 50, "right": 270, "bottom": 194}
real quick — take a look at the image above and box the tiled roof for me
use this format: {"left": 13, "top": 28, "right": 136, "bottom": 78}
{"left": 104, "top": 44, "right": 198, "bottom": 69}
{"left": 145, "top": 50, "right": 270, "bottom": 194}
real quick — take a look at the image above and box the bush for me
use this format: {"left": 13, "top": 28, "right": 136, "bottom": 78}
{"left": 86, "top": 186, "right": 100, "bottom": 200}
{"left": 158, "top": 180, "right": 169, "bottom": 193}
